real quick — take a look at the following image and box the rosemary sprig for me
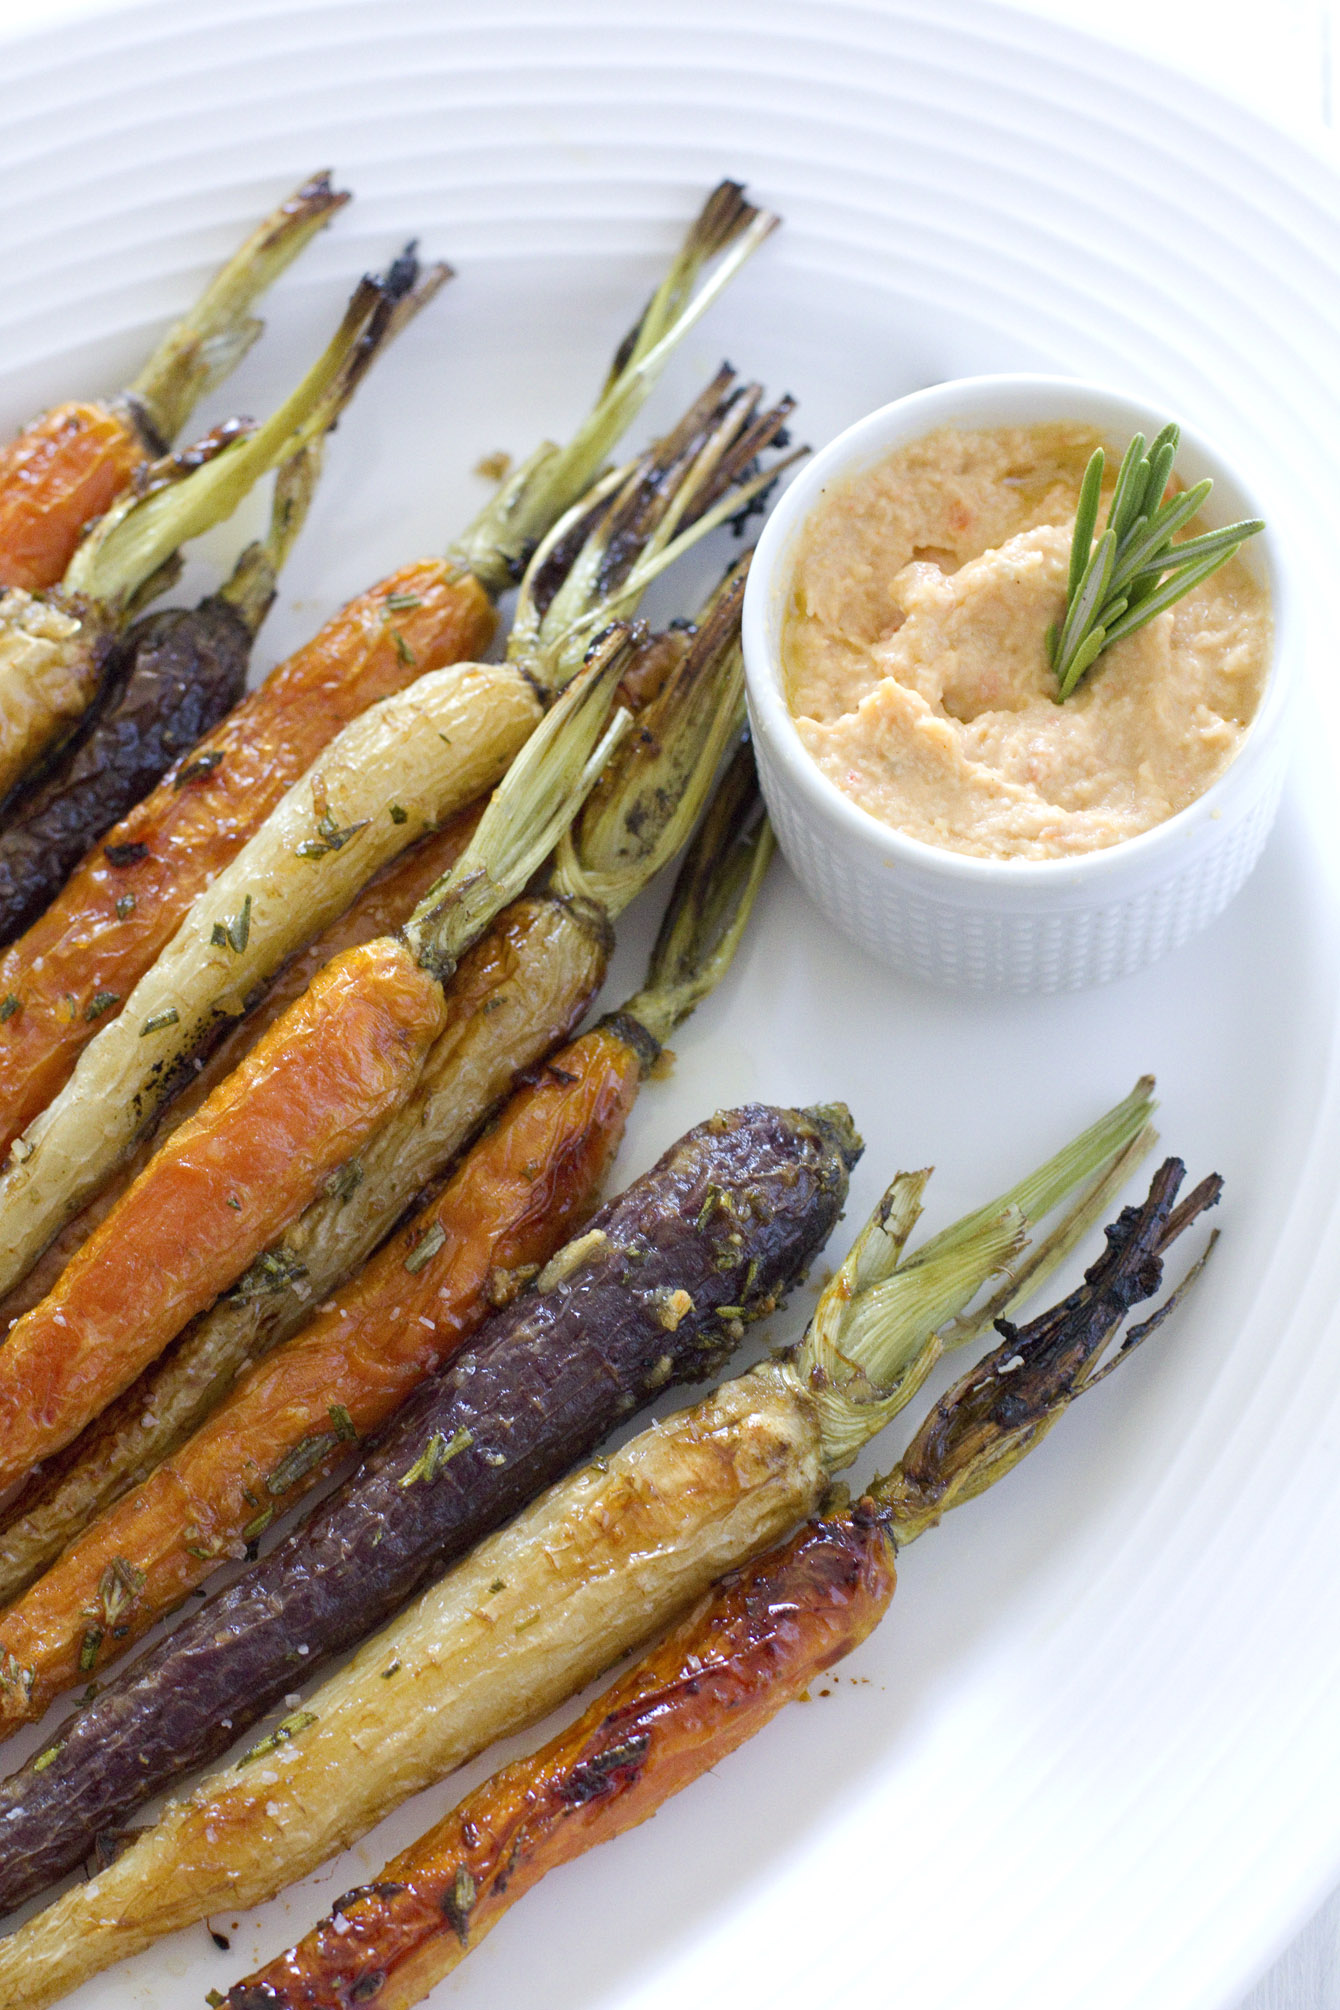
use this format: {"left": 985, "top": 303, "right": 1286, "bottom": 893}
{"left": 1048, "top": 423, "right": 1264, "bottom": 701}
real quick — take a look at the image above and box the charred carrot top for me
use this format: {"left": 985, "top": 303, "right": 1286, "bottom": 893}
{"left": 0, "top": 404, "right": 149, "bottom": 593}
{"left": 0, "top": 560, "right": 494, "bottom": 1154}
{"left": 0, "top": 1019, "right": 639, "bottom": 1716}
{"left": 229, "top": 1513, "right": 894, "bottom": 2010}
{"left": 0, "top": 938, "right": 447, "bottom": 1498}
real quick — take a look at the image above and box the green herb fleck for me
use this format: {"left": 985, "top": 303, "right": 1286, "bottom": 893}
{"left": 328, "top": 1403, "right": 358, "bottom": 1442}
{"left": 232, "top": 1247, "right": 307, "bottom": 1301}
{"left": 174, "top": 749, "right": 224, "bottom": 788}
{"left": 389, "top": 803, "right": 408, "bottom": 824}
{"left": 78, "top": 1627, "right": 102, "bottom": 1674}
{"left": 207, "top": 1993, "right": 228, "bottom": 2008}
{"left": 399, "top": 1426, "right": 473, "bottom": 1487}
{"left": 0, "top": 995, "right": 19, "bottom": 1023}
{"left": 404, "top": 1221, "right": 447, "bottom": 1274}
{"left": 211, "top": 895, "right": 252, "bottom": 955}
{"left": 391, "top": 629, "right": 415, "bottom": 666}
{"left": 242, "top": 1504, "right": 275, "bottom": 1542}
{"left": 442, "top": 1862, "right": 476, "bottom": 1942}
{"left": 380, "top": 1660, "right": 401, "bottom": 1679}
{"left": 384, "top": 593, "right": 422, "bottom": 613}
{"left": 85, "top": 990, "right": 119, "bottom": 1023}
{"left": 98, "top": 1556, "right": 146, "bottom": 1627}
{"left": 227, "top": 1194, "right": 241, "bottom": 1210}
{"left": 294, "top": 839, "right": 329, "bottom": 860}
{"left": 140, "top": 1007, "right": 179, "bottom": 1036}
{"left": 115, "top": 893, "right": 136, "bottom": 920}
{"left": 267, "top": 1432, "right": 339, "bottom": 1497}
{"left": 488, "top": 1579, "right": 505, "bottom": 1595}
{"left": 325, "top": 1160, "right": 363, "bottom": 1205}
{"left": 33, "top": 1743, "right": 63, "bottom": 1773}
{"left": 237, "top": 1709, "right": 318, "bottom": 1768}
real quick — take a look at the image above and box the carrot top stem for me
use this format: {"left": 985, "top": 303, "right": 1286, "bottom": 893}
{"left": 876, "top": 1158, "right": 1222, "bottom": 1543}
{"left": 123, "top": 172, "right": 351, "bottom": 447}
{"left": 213, "top": 435, "right": 327, "bottom": 637}
{"left": 553, "top": 554, "right": 755, "bottom": 919}
{"left": 68, "top": 249, "right": 449, "bottom": 612}
{"left": 446, "top": 181, "right": 778, "bottom": 598}
{"left": 513, "top": 369, "right": 799, "bottom": 697}
{"left": 798, "top": 1079, "right": 1160, "bottom": 1472}
{"left": 619, "top": 737, "right": 773, "bottom": 1048}
{"left": 401, "top": 629, "right": 634, "bottom": 981}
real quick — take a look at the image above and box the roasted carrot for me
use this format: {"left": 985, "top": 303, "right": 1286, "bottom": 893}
{"left": 0, "top": 1087, "right": 1167, "bottom": 1984}
{"left": 0, "top": 678, "right": 764, "bottom": 1713}
{"left": 0, "top": 173, "right": 348, "bottom": 592}
{"left": 228, "top": 1161, "right": 1218, "bottom": 2010}
{"left": 0, "top": 560, "right": 492, "bottom": 1155}
{"left": 0, "top": 181, "right": 773, "bottom": 1169}
{"left": 0, "top": 810, "right": 479, "bottom": 1335}
{"left": 0, "top": 373, "right": 791, "bottom": 1310}
{"left": 0, "top": 889, "right": 589, "bottom": 1610}
{"left": 0, "top": 935, "right": 447, "bottom": 1499}
{"left": 227, "top": 1517, "right": 895, "bottom": 2010}
{"left": 0, "top": 247, "right": 443, "bottom": 823}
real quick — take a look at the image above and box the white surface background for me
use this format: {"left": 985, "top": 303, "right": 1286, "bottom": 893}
{"left": 0, "top": 0, "right": 1331, "bottom": 2005}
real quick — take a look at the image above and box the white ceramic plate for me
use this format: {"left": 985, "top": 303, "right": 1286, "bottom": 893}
{"left": 1, "top": 4, "right": 1338, "bottom": 2008}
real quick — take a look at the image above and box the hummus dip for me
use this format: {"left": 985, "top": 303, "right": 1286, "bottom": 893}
{"left": 782, "top": 422, "right": 1271, "bottom": 859}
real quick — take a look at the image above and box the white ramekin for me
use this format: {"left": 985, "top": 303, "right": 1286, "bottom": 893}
{"left": 742, "top": 375, "right": 1294, "bottom": 992}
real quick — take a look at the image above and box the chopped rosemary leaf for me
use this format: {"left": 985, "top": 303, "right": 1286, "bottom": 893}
{"left": 232, "top": 1247, "right": 308, "bottom": 1300}
{"left": 207, "top": 1992, "right": 228, "bottom": 2008}
{"left": 266, "top": 1431, "right": 339, "bottom": 1497}
{"left": 242, "top": 1504, "right": 275, "bottom": 1542}
{"left": 404, "top": 1221, "right": 447, "bottom": 1273}
{"left": 211, "top": 894, "right": 252, "bottom": 955}
{"left": 328, "top": 1402, "right": 358, "bottom": 1442}
{"left": 98, "top": 1556, "right": 146, "bottom": 1627}
{"left": 316, "top": 809, "right": 370, "bottom": 852}
{"left": 227, "top": 1194, "right": 241, "bottom": 1210}
{"left": 389, "top": 803, "right": 408, "bottom": 824}
{"left": 325, "top": 1159, "right": 363, "bottom": 1205}
{"left": 236, "top": 1709, "right": 318, "bottom": 1768}
{"left": 384, "top": 592, "right": 422, "bottom": 612}
{"left": 140, "top": 1007, "right": 179, "bottom": 1036}
{"left": 399, "top": 1425, "right": 473, "bottom": 1487}
{"left": 78, "top": 1627, "right": 103, "bottom": 1674}
{"left": 174, "top": 749, "right": 224, "bottom": 788}
{"left": 380, "top": 1660, "right": 401, "bottom": 1679}
{"left": 0, "top": 995, "right": 19, "bottom": 1022}
{"left": 115, "top": 893, "right": 136, "bottom": 920}
{"left": 33, "top": 1743, "right": 63, "bottom": 1773}
{"left": 391, "top": 628, "right": 416, "bottom": 666}
{"left": 84, "top": 990, "right": 119, "bottom": 1022}
{"left": 294, "top": 839, "right": 329, "bottom": 860}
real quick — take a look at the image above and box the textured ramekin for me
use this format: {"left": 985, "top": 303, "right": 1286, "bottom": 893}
{"left": 742, "top": 375, "right": 1293, "bottom": 992}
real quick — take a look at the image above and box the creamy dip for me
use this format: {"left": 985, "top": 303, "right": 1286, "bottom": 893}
{"left": 782, "top": 423, "right": 1271, "bottom": 860}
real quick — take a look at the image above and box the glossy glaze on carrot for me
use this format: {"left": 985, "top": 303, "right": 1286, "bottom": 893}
{"left": 0, "top": 404, "right": 149, "bottom": 594}
{"left": 0, "top": 1020, "right": 639, "bottom": 1717}
{"left": 0, "top": 812, "right": 480, "bottom": 1335}
{"left": 0, "top": 561, "right": 495, "bottom": 1153}
{"left": 227, "top": 1510, "right": 894, "bottom": 2010}
{"left": 0, "top": 938, "right": 448, "bottom": 1498}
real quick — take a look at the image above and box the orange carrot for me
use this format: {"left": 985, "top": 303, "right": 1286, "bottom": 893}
{"left": 225, "top": 1511, "right": 894, "bottom": 2010}
{"left": 0, "top": 1019, "right": 638, "bottom": 1717}
{"left": 0, "top": 810, "right": 480, "bottom": 1333}
{"left": 0, "top": 938, "right": 447, "bottom": 1496}
{"left": 0, "top": 562, "right": 494, "bottom": 1153}
{"left": 0, "top": 404, "right": 149, "bottom": 593}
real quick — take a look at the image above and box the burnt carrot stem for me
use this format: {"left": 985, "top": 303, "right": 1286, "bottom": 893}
{"left": 228, "top": 1512, "right": 895, "bottom": 2010}
{"left": 0, "top": 174, "right": 350, "bottom": 594}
